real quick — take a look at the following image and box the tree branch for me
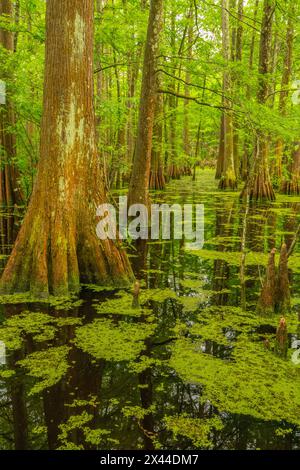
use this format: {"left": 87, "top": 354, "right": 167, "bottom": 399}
{"left": 157, "top": 88, "right": 231, "bottom": 111}
{"left": 156, "top": 67, "right": 229, "bottom": 100}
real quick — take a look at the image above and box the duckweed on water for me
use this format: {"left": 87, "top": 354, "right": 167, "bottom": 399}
{"left": 183, "top": 306, "right": 300, "bottom": 343}
{"left": 0, "top": 312, "right": 56, "bottom": 349}
{"left": 141, "top": 288, "right": 178, "bottom": 303}
{"left": 0, "top": 293, "right": 83, "bottom": 310}
{"left": 188, "top": 249, "right": 270, "bottom": 266}
{"left": 18, "top": 346, "right": 70, "bottom": 395}
{"left": 0, "top": 312, "right": 81, "bottom": 350}
{"left": 94, "top": 289, "right": 178, "bottom": 317}
{"left": 1, "top": 171, "right": 300, "bottom": 450}
{"left": 95, "top": 291, "right": 147, "bottom": 317}
{"left": 170, "top": 335, "right": 300, "bottom": 425}
{"left": 73, "top": 319, "right": 156, "bottom": 362}
{"left": 188, "top": 248, "right": 300, "bottom": 275}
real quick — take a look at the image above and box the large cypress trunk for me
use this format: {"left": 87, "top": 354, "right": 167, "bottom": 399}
{"left": 0, "top": 0, "right": 132, "bottom": 297}
{"left": 0, "top": 0, "right": 23, "bottom": 206}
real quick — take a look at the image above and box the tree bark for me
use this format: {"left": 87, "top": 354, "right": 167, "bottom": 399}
{"left": 128, "top": 0, "right": 164, "bottom": 207}
{"left": 0, "top": 0, "right": 132, "bottom": 297}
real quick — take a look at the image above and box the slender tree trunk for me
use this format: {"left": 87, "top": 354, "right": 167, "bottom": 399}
{"left": 0, "top": 0, "right": 23, "bottom": 206}
{"left": 126, "top": 42, "right": 143, "bottom": 180}
{"left": 217, "top": 0, "right": 237, "bottom": 190}
{"left": 216, "top": 114, "right": 225, "bottom": 179}
{"left": 163, "top": 94, "right": 170, "bottom": 182}
{"left": 194, "top": 76, "right": 207, "bottom": 179}
{"left": 241, "top": 0, "right": 259, "bottom": 180}
{"left": 128, "top": 0, "right": 164, "bottom": 207}
{"left": 0, "top": 0, "right": 132, "bottom": 297}
{"left": 149, "top": 87, "right": 165, "bottom": 190}
{"left": 268, "top": 20, "right": 281, "bottom": 182}
{"left": 109, "top": 50, "right": 125, "bottom": 189}
{"left": 95, "top": 0, "right": 108, "bottom": 186}
{"left": 125, "top": 0, "right": 146, "bottom": 178}
{"left": 279, "top": 4, "right": 296, "bottom": 192}
{"left": 13, "top": 0, "right": 20, "bottom": 52}
{"left": 167, "top": 10, "right": 181, "bottom": 181}
{"left": 241, "top": 0, "right": 275, "bottom": 201}
{"left": 232, "top": 0, "right": 244, "bottom": 179}
{"left": 275, "top": 10, "right": 293, "bottom": 179}
{"left": 183, "top": 8, "right": 193, "bottom": 174}
{"left": 168, "top": 89, "right": 181, "bottom": 180}
{"left": 249, "top": 0, "right": 259, "bottom": 70}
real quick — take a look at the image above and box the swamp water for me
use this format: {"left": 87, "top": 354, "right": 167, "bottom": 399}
{"left": 0, "top": 170, "right": 300, "bottom": 450}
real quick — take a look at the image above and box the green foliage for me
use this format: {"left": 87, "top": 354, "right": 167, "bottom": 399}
{"left": 0, "top": 293, "right": 84, "bottom": 309}
{"left": 58, "top": 410, "right": 118, "bottom": 449}
{"left": 0, "top": 311, "right": 81, "bottom": 350}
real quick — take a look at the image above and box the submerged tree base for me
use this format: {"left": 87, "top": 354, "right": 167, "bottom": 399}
{"left": 281, "top": 179, "right": 300, "bottom": 195}
{"left": 0, "top": 216, "right": 133, "bottom": 298}
{"left": 149, "top": 169, "right": 165, "bottom": 190}
{"left": 168, "top": 164, "right": 181, "bottom": 180}
{"left": 218, "top": 175, "right": 237, "bottom": 190}
{"left": 240, "top": 173, "right": 276, "bottom": 201}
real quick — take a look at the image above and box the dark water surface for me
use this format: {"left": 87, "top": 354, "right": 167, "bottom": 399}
{"left": 1, "top": 170, "right": 300, "bottom": 450}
